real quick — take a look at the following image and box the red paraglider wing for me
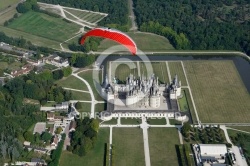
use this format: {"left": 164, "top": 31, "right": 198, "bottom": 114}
{"left": 80, "top": 28, "right": 137, "bottom": 55}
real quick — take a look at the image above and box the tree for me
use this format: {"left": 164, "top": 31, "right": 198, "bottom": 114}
{"left": 52, "top": 70, "right": 64, "bottom": 80}
{"left": 75, "top": 102, "right": 82, "bottom": 110}
{"left": 41, "top": 131, "right": 52, "bottom": 142}
{"left": 23, "top": 131, "right": 34, "bottom": 142}
{"left": 62, "top": 67, "right": 72, "bottom": 77}
{"left": 90, "top": 119, "right": 99, "bottom": 132}
{"left": 55, "top": 127, "right": 63, "bottom": 134}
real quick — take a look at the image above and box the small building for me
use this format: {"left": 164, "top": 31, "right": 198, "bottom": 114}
{"left": 194, "top": 144, "right": 227, "bottom": 165}
{"left": 69, "top": 121, "right": 77, "bottom": 132}
{"left": 23, "top": 141, "right": 31, "bottom": 146}
{"left": 51, "top": 135, "right": 61, "bottom": 148}
{"left": 11, "top": 64, "right": 34, "bottom": 77}
{"left": 46, "top": 55, "right": 69, "bottom": 67}
{"left": 46, "top": 112, "right": 55, "bottom": 121}
{"left": 55, "top": 102, "right": 69, "bottom": 110}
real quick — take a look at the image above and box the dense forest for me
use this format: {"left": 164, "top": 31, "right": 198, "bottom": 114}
{"left": 0, "top": 69, "right": 72, "bottom": 164}
{"left": 38, "top": 0, "right": 129, "bottom": 31}
{"left": 68, "top": 118, "right": 99, "bottom": 156}
{"left": 133, "top": 0, "right": 250, "bottom": 55}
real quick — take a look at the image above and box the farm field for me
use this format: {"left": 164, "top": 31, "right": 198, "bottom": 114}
{"left": 56, "top": 75, "right": 88, "bottom": 91}
{"left": 169, "top": 61, "right": 187, "bottom": 86}
{"left": 112, "top": 128, "right": 145, "bottom": 166}
{"left": 0, "top": 7, "right": 17, "bottom": 25}
{"left": 59, "top": 128, "right": 109, "bottom": 166}
{"left": 98, "top": 32, "right": 174, "bottom": 52}
{"left": 7, "top": 11, "right": 81, "bottom": 42}
{"left": 184, "top": 60, "right": 250, "bottom": 123}
{"left": 148, "top": 128, "right": 180, "bottom": 166}
{"left": 0, "top": 0, "right": 19, "bottom": 11}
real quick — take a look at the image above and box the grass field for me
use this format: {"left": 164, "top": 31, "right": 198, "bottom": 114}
{"left": 98, "top": 32, "right": 174, "bottom": 52}
{"left": 182, "top": 88, "right": 197, "bottom": 124}
{"left": 0, "top": 0, "right": 19, "bottom": 11}
{"left": 95, "top": 103, "right": 106, "bottom": 113}
{"left": 56, "top": 76, "right": 88, "bottom": 91}
{"left": 7, "top": 11, "right": 81, "bottom": 42}
{"left": 169, "top": 61, "right": 187, "bottom": 86}
{"left": 112, "top": 128, "right": 145, "bottom": 166}
{"left": 59, "top": 128, "right": 109, "bottom": 166}
{"left": 112, "top": 62, "right": 138, "bottom": 83}
{"left": 227, "top": 126, "right": 250, "bottom": 133}
{"left": 76, "top": 102, "right": 91, "bottom": 113}
{"left": 148, "top": 128, "right": 180, "bottom": 166}
{"left": 101, "top": 118, "right": 118, "bottom": 125}
{"left": 70, "top": 91, "right": 91, "bottom": 101}
{"left": 0, "top": 8, "right": 17, "bottom": 25}
{"left": 184, "top": 60, "right": 250, "bottom": 123}
{"left": 78, "top": 70, "right": 103, "bottom": 101}
{"left": 151, "top": 62, "right": 169, "bottom": 84}
{"left": 178, "top": 90, "right": 189, "bottom": 112}
{"left": 120, "top": 118, "right": 142, "bottom": 125}
{"left": 146, "top": 118, "right": 166, "bottom": 125}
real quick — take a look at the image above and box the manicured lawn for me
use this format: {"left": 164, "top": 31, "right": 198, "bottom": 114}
{"left": 169, "top": 61, "right": 187, "bottom": 86}
{"left": 77, "top": 102, "right": 91, "bottom": 114}
{"left": 7, "top": 11, "right": 80, "bottom": 42}
{"left": 148, "top": 128, "right": 180, "bottom": 166}
{"left": 151, "top": 62, "right": 169, "bottom": 84}
{"left": 59, "top": 128, "right": 109, "bottom": 166}
{"left": 101, "top": 118, "right": 118, "bottom": 125}
{"left": 70, "top": 91, "right": 91, "bottom": 101}
{"left": 112, "top": 128, "right": 145, "bottom": 166}
{"left": 183, "top": 88, "right": 197, "bottom": 124}
{"left": 95, "top": 103, "right": 106, "bottom": 113}
{"left": 146, "top": 118, "right": 166, "bottom": 125}
{"left": 120, "top": 118, "right": 142, "bottom": 125}
{"left": 112, "top": 62, "right": 138, "bottom": 83}
{"left": 0, "top": 0, "right": 19, "bottom": 10}
{"left": 178, "top": 90, "right": 189, "bottom": 112}
{"left": 227, "top": 126, "right": 250, "bottom": 133}
{"left": 78, "top": 70, "right": 103, "bottom": 101}
{"left": 184, "top": 60, "right": 250, "bottom": 123}
{"left": 98, "top": 32, "right": 174, "bottom": 52}
{"left": 56, "top": 75, "right": 88, "bottom": 91}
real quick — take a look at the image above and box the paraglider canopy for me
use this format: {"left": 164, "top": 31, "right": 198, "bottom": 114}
{"left": 80, "top": 28, "right": 137, "bottom": 55}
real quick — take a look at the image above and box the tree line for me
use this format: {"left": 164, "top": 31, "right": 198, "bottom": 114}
{"left": 133, "top": 0, "right": 250, "bottom": 55}
{"left": 68, "top": 118, "right": 99, "bottom": 156}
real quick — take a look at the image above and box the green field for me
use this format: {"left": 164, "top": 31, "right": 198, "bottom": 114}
{"left": 7, "top": 11, "right": 80, "bottom": 42}
{"left": 70, "top": 91, "right": 91, "bottom": 101}
{"left": 148, "top": 128, "right": 180, "bottom": 166}
{"left": 95, "top": 103, "right": 106, "bottom": 113}
{"left": 0, "top": 8, "right": 17, "bottom": 25}
{"left": 76, "top": 102, "right": 91, "bottom": 113}
{"left": 169, "top": 61, "right": 187, "bottom": 86}
{"left": 0, "top": 0, "right": 19, "bottom": 11}
{"left": 151, "top": 62, "right": 169, "bottom": 84}
{"left": 178, "top": 90, "right": 189, "bottom": 112}
{"left": 146, "top": 118, "right": 166, "bottom": 125}
{"left": 182, "top": 88, "right": 197, "bottom": 124}
{"left": 56, "top": 75, "right": 88, "bottom": 91}
{"left": 101, "top": 118, "right": 118, "bottom": 125}
{"left": 120, "top": 118, "right": 142, "bottom": 125}
{"left": 227, "top": 126, "right": 250, "bottom": 133}
{"left": 78, "top": 70, "right": 103, "bottom": 101}
{"left": 112, "top": 62, "right": 138, "bottom": 83}
{"left": 184, "top": 60, "right": 250, "bottom": 123}
{"left": 112, "top": 128, "right": 145, "bottom": 166}
{"left": 98, "top": 32, "right": 174, "bottom": 52}
{"left": 59, "top": 128, "right": 109, "bottom": 166}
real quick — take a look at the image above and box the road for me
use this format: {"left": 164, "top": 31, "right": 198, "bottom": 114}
{"left": 141, "top": 116, "right": 151, "bottom": 166}
{"left": 128, "top": 0, "right": 138, "bottom": 31}
{"left": 72, "top": 73, "right": 96, "bottom": 118}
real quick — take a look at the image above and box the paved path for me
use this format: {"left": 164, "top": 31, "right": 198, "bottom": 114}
{"left": 141, "top": 117, "right": 151, "bottom": 166}
{"left": 63, "top": 87, "right": 90, "bottom": 93}
{"left": 72, "top": 73, "right": 96, "bottom": 118}
{"left": 181, "top": 61, "right": 200, "bottom": 124}
{"left": 109, "top": 127, "right": 113, "bottom": 166}
{"left": 137, "top": 61, "right": 141, "bottom": 76}
{"left": 177, "top": 127, "right": 183, "bottom": 144}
